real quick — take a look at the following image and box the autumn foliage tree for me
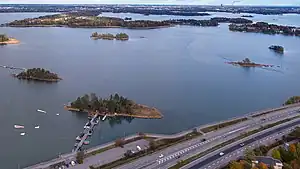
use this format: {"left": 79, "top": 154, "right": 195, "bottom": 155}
{"left": 258, "top": 162, "right": 268, "bottom": 169}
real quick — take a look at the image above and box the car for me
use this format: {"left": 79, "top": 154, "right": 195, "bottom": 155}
{"left": 240, "top": 143, "right": 245, "bottom": 147}
{"left": 219, "top": 152, "right": 225, "bottom": 156}
{"left": 71, "top": 161, "right": 76, "bottom": 166}
{"left": 136, "top": 145, "right": 142, "bottom": 151}
{"left": 202, "top": 138, "right": 206, "bottom": 142}
{"left": 176, "top": 155, "right": 181, "bottom": 159}
{"left": 159, "top": 154, "right": 164, "bottom": 158}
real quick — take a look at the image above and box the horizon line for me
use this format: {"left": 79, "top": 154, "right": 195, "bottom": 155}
{"left": 1, "top": 3, "right": 300, "bottom": 7}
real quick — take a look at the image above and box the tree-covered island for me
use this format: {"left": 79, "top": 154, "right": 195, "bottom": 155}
{"left": 91, "top": 32, "right": 129, "bottom": 41}
{"left": 284, "top": 96, "right": 300, "bottom": 105}
{"left": 229, "top": 22, "right": 300, "bottom": 37}
{"left": 226, "top": 58, "right": 274, "bottom": 68}
{"left": 14, "top": 68, "right": 62, "bottom": 82}
{"left": 65, "top": 93, "right": 163, "bottom": 119}
{"left": 269, "top": 45, "right": 284, "bottom": 54}
{"left": 0, "top": 34, "right": 20, "bottom": 45}
{"left": 1, "top": 12, "right": 253, "bottom": 29}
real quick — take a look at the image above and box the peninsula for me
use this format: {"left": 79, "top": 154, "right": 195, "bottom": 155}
{"left": 64, "top": 93, "right": 163, "bottom": 119}
{"left": 0, "top": 34, "right": 20, "bottom": 45}
{"left": 269, "top": 45, "right": 284, "bottom": 54}
{"left": 13, "top": 68, "right": 61, "bottom": 82}
{"left": 229, "top": 22, "right": 300, "bottom": 37}
{"left": 91, "top": 32, "right": 129, "bottom": 41}
{"left": 226, "top": 58, "right": 273, "bottom": 68}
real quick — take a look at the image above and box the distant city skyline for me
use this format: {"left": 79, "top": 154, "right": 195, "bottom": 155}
{"left": 1, "top": 0, "right": 300, "bottom": 6}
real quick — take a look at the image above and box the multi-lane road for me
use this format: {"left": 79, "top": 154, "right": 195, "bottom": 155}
{"left": 116, "top": 106, "right": 300, "bottom": 169}
{"left": 185, "top": 119, "right": 300, "bottom": 169}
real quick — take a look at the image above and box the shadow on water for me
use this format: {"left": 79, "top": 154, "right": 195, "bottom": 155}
{"left": 107, "top": 116, "right": 134, "bottom": 128}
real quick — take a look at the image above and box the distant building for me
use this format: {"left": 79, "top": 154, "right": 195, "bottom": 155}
{"left": 252, "top": 156, "right": 283, "bottom": 169}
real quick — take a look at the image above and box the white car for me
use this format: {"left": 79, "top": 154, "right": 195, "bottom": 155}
{"left": 159, "top": 154, "right": 164, "bottom": 158}
{"left": 240, "top": 143, "right": 245, "bottom": 147}
{"left": 219, "top": 152, "right": 225, "bottom": 156}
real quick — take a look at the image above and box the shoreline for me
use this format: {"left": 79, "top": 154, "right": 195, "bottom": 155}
{"left": 12, "top": 74, "right": 62, "bottom": 82}
{"left": 0, "top": 38, "right": 20, "bottom": 44}
{"left": 63, "top": 105, "right": 163, "bottom": 119}
{"left": 5, "top": 24, "right": 173, "bottom": 30}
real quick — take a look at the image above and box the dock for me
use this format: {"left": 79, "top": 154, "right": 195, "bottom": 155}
{"left": 0, "top": 65, "right": 26, "bottom": 71}
{"left": 73, "top": 113, "right": 100, "bottom": 152}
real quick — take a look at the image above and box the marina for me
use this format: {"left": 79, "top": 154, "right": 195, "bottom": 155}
{"left": 73, "top": 113, "right": 101, "bottom": 152}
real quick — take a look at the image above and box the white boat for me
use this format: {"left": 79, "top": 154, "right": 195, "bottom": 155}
{"left": 14, "top": 125, "right": 24, "bottom": 129}
{"left": 34, "top": 126, "right": 40, "bottom": 129}
{"left": 20, "top": 132, "right": 26, "bottom": 136}
{"left": 37, "top": 109, "right": 47, "bottom": 113}
{"left": 56, "top": 113, "right": 60, "bottom": 116}
{"left": 102, "top": 115, "right": 107, "bottom": 121}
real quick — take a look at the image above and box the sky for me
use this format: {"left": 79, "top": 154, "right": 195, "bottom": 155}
{"left": 0, "top": 0, "right": 300, "bottom": 6}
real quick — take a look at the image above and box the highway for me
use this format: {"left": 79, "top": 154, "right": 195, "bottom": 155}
{"left": 116, "top": 107, "right": 300, "bottom": 169}
{"left": 186, "top": 119, "right": 300, "bottom": 169}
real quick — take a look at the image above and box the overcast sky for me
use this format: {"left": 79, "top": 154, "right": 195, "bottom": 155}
{"left": 1, "top": 0, "right": 300, "bottom": 6}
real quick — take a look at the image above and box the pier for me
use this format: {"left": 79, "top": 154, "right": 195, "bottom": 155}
{"left": 73, "top": 113, "right": 100, "bottom": 152}
{"left": 0, "top": 65, "right": 26, "bottom": 71}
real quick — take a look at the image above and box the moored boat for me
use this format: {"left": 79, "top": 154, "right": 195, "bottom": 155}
{"left": 14, "top": 125, "right": 24, "bottom": 129}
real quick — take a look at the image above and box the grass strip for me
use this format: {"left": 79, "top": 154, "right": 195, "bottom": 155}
{"left": 201, "top": 118, "right": 248, "bottom": 133}
{"left": 169, "top": 115, "right": 300, "bottom": 169}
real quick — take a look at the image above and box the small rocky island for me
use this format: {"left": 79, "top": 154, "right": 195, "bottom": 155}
{"left": 14, "top": 68, "right": 61, "bottom": 82}
{"left": 0, "top": 34, "right": 20, "bottom": 45}
{"left": 284, "top": 96, "right": 300, "bottom": 105}
{"left": 269, "top": 45, "right": 284, "bottom": 54}
{"left": 226, "top": 58, "right": 273, "bottom": 68}
{"left": 91, "top": 32, "right": 129, "bottom": 41}
{"left": 241, "top": 15, "right": 254, "bottom": 18}
{"left": 64, "top": 93, "right": 163, "bottom": 119}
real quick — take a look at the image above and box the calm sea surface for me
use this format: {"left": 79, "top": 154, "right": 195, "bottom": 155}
{"left": 0, "top": 12, "right": 300, "bottom": 169}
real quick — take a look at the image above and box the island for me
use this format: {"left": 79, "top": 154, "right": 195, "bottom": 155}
{"left": 284, "top": 96, "right": 300, "bottom": 105}
{"left": 229, "top": 22, "right": 300, "bottom": 37}
{"left": 13, "top": 68, "right": 62, "bottom": 82}
{"left": 64, "top": 93, "right": 163, "bottom": 119}
{"left": 2, "top": 12, "right": 253, "bottom": 29}
{"left": 91, "top": 32, "right": 129, "bottom": 41}
{"left": 226, "top": 58, "right": 274, "bottom": 68}
{"left": 241, "top": 15, "right": 254, "bottom": 18}
{"left": 269, "top": 45, "right": 284, "bottom": 54}
{"left": 2, "top": 12, "right": 172, "bottom": 29}
{"left": 0, "top": 34, "right": 20, "bottom": 45}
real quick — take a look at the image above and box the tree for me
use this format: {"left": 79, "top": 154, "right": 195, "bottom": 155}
{"left": 229, "top": 161, "right": 243, "bottom": 169}
{"left": 289, "top": 144, "right": 296, "bottom": 154}
{"left": 245, "top": 148, "right": 256, "bottom": 162}
{"left": 76, "top": 151, "right": 84, "bottom": 164}
{"left": 272, "top": 149, "right": 281, "bottom": 160}
{"left": 258, "top": 162, "right": 268, "bottom": 169}
{"left": 115, "top": 138, "right": 125, "bottom": 147}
